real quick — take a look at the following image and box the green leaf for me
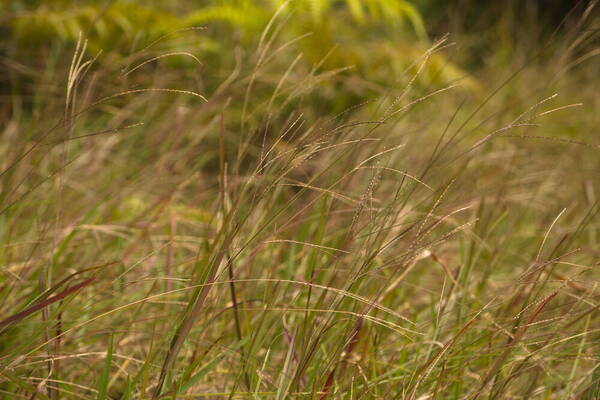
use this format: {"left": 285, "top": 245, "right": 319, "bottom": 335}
{"left": 346, "top": 0, "right": 366, "bottom": 23}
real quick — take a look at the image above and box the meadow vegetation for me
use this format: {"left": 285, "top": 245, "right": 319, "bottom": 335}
{"left": 1, "top": 1, "right": 599, "bottom": 398}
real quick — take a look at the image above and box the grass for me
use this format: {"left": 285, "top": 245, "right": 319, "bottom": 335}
{"left": 1, "top": 4, "right": 600, "bottom": 399}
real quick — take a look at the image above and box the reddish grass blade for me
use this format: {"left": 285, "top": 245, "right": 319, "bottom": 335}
{"left": 0, "top": 278, "right": 95, "bottom": 330}
{"left": 319, "top": 319, "right": 363, "bottom": 400}
{"left": 474, "top": 291, "right": 558, "bottom": 399}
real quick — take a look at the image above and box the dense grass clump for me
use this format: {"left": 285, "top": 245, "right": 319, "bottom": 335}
{"left": 1, "top": 2, "right": 599, "bottom": 399}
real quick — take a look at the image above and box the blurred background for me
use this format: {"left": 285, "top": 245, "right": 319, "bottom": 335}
{"left": 2, "top": 0, "right": 598, "bottom": 167}
{"left": 2, "top": 0, "right": 598, "bottom": 112}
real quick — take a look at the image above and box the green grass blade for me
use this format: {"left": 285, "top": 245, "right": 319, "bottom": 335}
{"left": 97, "top": 332, "right": 114, "bottom": 400}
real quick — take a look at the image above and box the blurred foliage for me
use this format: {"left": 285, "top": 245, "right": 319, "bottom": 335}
{"left": 7, "top": 0, "right": 427, "bottom": 47}
{"left": 3, "top": 0, "right": 478, "bottom": 103}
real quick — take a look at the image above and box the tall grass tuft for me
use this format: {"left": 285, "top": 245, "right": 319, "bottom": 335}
{"left": 1, "top": 3, "right": 599, "bottom": 399}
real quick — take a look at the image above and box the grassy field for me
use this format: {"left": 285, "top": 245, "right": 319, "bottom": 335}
{"left": 1, "top": 1, "right": 600, "bottom": 399}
